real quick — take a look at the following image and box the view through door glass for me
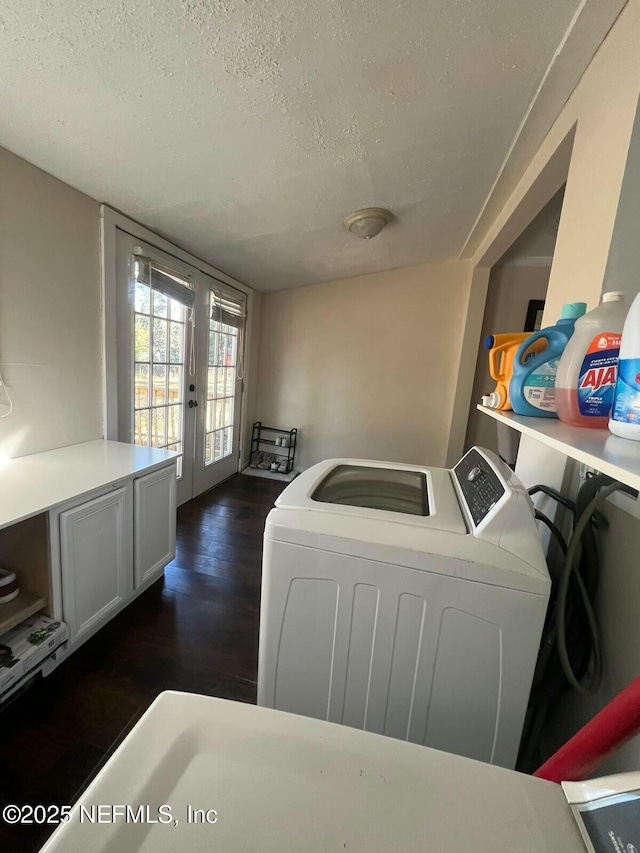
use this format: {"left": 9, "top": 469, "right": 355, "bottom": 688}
{"left": 205, "top": 295, "right": 238, "bottom": 465}
{"left": 127, "top": 245, "right": 196, "bottom": 506}
{"left": 133, "top": 277, "right": 187, "bottom": 476}
{"left": 116, "top": 230, "right": 244, "bottom": 504}
{"left": 192, "top": 278, "right": 245, "bottom": 496}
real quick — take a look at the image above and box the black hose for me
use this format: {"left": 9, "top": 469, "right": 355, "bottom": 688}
{"left": 528, "top": 484, "right": 576, "bottom": 518}
{"left": 578, "top": 474, "right": 611, "bottom": 600}
{"left": 556, "top": 479, "right": 636, "bottom": 694}
{"left": 518, "top": 475, "right": 637, "bottom": 770}
{"left": 534, "top": 509, "right": 567, "bottom": 555}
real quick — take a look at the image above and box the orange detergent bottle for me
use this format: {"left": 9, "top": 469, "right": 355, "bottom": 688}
{"left": 484, "top": 333, "right": 545, "bottom": 410}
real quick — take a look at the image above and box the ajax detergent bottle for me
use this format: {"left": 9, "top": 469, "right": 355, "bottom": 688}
{"left": 483, "top": 332, "right": 532, "bottom": 410}
{"left": 510, "top": 302, "right": 587, "bottom": 418}
{"left": 555, "top": 292, "right": 627, "bottom": 428}
{"left": 610, "top": 291, "right": 640, "bottom": 440}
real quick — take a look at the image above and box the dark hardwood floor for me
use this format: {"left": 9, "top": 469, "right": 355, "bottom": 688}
{"left": 0, "top": 473, "right": 284, "bottom": 852}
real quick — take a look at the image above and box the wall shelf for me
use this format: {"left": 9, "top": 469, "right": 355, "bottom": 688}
{"left": 477, "top": 405, "right": 640, "bottom": 492}
{"left": 0, "top": 590, "right": 47, "bottom": 637}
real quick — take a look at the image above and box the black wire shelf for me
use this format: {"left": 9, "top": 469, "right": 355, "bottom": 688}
{"left": 249, "top": 422, "right": 298, "bottom": 475}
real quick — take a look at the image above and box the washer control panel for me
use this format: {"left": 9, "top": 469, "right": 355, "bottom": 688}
{"left": 453, "top": 449, "right": 506, "bottom": 527}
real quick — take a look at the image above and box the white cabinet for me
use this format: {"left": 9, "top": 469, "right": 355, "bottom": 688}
{"left": 56, "top": 461, "right": 177, "bottom": 650}
{"left": 60, "top": 484, "right": 132, "bottom": 645}
{"left": 134, "top": 466, "right": 177, "bottom": 588}
{"left": 0, "top": 442, "right": 178, "bottom": 681}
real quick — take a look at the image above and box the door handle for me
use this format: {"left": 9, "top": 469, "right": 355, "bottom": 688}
{"left": 188, "top": 399, "right": 198, "bottom": 408}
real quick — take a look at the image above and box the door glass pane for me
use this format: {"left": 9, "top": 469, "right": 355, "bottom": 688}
{"left": 204, "top": 291, "right": 240, "bottom": 466}
{"left": 223, "top": 397, "right": 233, "bottom": 427}
{"left": 153, "top": 364, "right": 167, "bottom": 406}
{"left": 152, "top": 318, "right": 168, "bottom": 363}
{"left": 207, "top": 367, "right": 216, "bottom": 400}
{"left": 135, "top": 282, "right": 150, "bottom": 314}
{"left": 153, "top": 290, "right": 168, "bottom": 318}
{"left": 223, "top": 426, "right": 232, "bottom": 456}
{"left": 217, "top": 334, "right": 226, "bottom": 366}
{"left": 135, "top": 315, "right": 150, "bottom": 362}
{"left": 167, "top": 404, "right": 182, "bottom": 445}
{"left": 169, "top": 322, "right": 183, "bottom": 363}
{"left": 134, "top": 410, "right": 148, "bottom": 445}
{"left": 152, "top": 407, "right": 166, "bottom": 446}
{"left": 133, "top": 282, "right": 187, "bottom": 481}
{"left": 216, "top": 368, "right": 226, "bottom": 397}
{"left": 225, "top": 367, "right": 235, "bottom": 396}
{"left": 135, "top": 364, "right": 150, "bottom": 408}
{"left": 168, "top": 365, "right": 182, "bottom": 403}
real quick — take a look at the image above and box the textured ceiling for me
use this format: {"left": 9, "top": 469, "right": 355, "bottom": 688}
{"left": 0, "top": 0, "right": 591, "bottom": 290}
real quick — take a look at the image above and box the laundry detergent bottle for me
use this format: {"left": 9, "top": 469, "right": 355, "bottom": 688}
{"left": 555, "top": 291, "right": 627, "bottom": 428}
{"left": 610, "top": 291, "right": 640, "bottom": 440}
{"left": 483, "top": 332, "right": 532, "bottom": 410}
{"left": 510, "top": 302, "right": 587, "bottom": 418}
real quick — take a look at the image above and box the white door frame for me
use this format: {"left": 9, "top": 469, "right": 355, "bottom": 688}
{"left": 100, "top": 205, "right": 255, "bottom": 474}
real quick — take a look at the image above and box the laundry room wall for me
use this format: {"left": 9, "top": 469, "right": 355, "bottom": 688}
{"left": 255, "top": 259, "right": 472, "bottom": 470}
{"left": 459, "top": 0, "right": 640, "bottom": 770}
{"left": 0, "top": 146, "right": 103, "bottom": 458}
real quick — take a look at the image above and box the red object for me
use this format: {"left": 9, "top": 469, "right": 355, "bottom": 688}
{"left": 534, "top": 677, "right": 640, "bottom": 783}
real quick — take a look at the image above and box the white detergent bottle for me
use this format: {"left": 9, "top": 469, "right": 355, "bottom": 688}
{"left": 555, "top": 291, "right": 627, "bottom": 429}
{"left": 610, "top": 290, "right": 640, "bottom": 439}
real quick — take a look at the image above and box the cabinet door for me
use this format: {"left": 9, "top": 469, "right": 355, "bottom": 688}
{"left": 60, "top": 485, "right": 132, "bottom": 644}
{"left": 134, "top": 465, "right": 177, "bottom": 589}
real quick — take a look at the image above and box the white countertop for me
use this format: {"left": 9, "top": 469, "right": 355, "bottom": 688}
{"left": 0, "top": 439, "right": 177, "bottom": 530}
{"left": 41, "top": 691, "right": 585, "bottom": 853}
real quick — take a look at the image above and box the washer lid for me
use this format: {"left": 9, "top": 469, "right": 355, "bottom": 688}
{"left": 311, "top": 464, "right": 429, "bottom": 516}
{"left": 275, "top": 459, "right": 466, "bottom": 534}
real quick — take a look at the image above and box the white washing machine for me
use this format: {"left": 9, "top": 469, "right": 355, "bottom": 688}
{"left": 258, "top": 447, "right": 550, "bottom": 769}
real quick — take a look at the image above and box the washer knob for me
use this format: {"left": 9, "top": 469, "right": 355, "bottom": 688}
{"left": 467, "top": 466, "right": 482, "bottom": 482}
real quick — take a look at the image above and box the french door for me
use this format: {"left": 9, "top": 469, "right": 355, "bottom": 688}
{"left": 115, "top": 229, "right": 245, "bottom": 506}
{"left": 192, "top": 272, "right": 244, "bottom": 496}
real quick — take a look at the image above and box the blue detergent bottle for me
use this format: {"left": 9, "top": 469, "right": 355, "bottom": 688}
{"left": 509, "top": 302, "right": 587, "bottom": 418}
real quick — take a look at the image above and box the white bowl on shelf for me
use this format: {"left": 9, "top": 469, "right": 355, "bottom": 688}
{"left": 0, "top": 568, "right": 19, "bottom": 604}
